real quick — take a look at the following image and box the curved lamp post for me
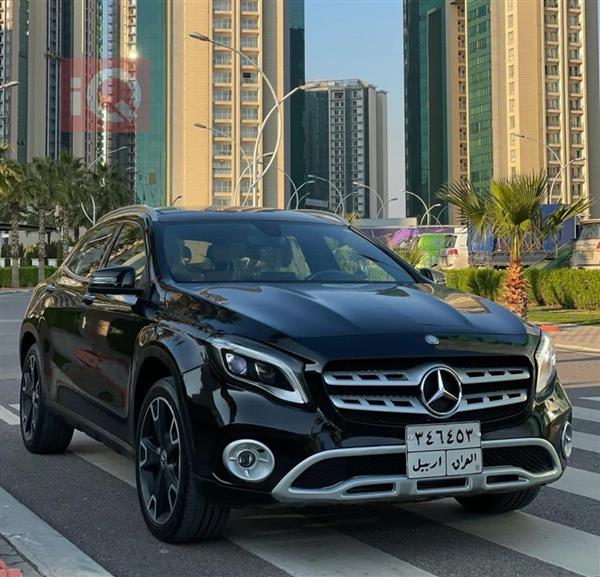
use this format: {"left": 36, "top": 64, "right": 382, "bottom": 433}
{"left": 308, "top": 174, "right": 344, "bottom": 213}
{"left": 352, "top": 181, "right": 390, "bottom": 218}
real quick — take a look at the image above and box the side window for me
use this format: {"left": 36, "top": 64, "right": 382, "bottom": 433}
{"left": 69, "top": 225, "right": 116, "bottom": 278}
{"left": 105, "top": 222, "right": 148, "bottom": 287}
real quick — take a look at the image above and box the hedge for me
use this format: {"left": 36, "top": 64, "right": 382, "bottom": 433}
{"left": 444, "top": 268, "right": 600, "bottom": 310}
{"left": 0, "top": 267, "right": 57, "bottom": 288}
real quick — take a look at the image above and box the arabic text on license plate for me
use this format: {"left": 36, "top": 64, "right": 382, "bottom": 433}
{"left": 405, "top": 422, "right": 481, "bottom": 452}
{"left": 407, "top": 448, "right": 482, "bottom": 479}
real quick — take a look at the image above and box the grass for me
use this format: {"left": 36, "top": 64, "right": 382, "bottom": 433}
{"left": 527, "top": 307, "right": 600, "bottom": 326}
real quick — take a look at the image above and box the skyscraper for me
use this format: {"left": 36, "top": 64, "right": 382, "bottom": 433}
{"left": 404, "top": 0, "right": 599, "bottom": 222}
{"left": 138, "top": 0, "right": 306, "bottom": 208}
{"left": 303, "top": 79, "right": 389, "bottom": 218}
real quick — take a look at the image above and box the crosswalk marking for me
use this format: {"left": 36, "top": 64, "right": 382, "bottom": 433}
{"left": 400, "top": 500, "right": 600, "bottom": 577}
{"left": 580, "top": 396, "right": 600, "bottom": 403}
{"left": 553, "top": 467, "right": 600, "bottom": 501}
{"left": 573, "top": 406, "right": 600, "bottom": 423}
{"left": 69, "top": 434, "right": 436, "bottom": 577}
{"left": 0, "top": 405, "right": 20, "bottom": 426}
{"left": 573, "top": 430, "right": 600, "bottom": 454}
{"left": 9, "top": 403, "right": 19, "bottom": 411}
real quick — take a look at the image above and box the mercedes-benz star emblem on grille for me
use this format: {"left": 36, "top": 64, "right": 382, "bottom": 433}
{"left": 420, "top": 366, "right": 463, "bottom": 418}
{"left": 425, "top": 335, "right": 440, "bottom": 345}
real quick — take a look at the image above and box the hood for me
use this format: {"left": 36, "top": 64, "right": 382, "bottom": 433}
{"left": 183, "top": 282, "right": 527, "bottom": 340}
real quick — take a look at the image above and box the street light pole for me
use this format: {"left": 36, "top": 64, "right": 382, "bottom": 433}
{"left": 403, "top": 190, "right": 433, "bottom": 224}
{"left": 0, "top": 81, "right": 19, "bottom": 146}
{"left": 288, "top": 179, "right": 316, "bottom": 210}
{"left": 352, "top": 181, "right": 388, "bottom": 218}
{"left": 334, "top": 191, "right": 358, "bottom": 215}
{"left": 190, "top": 32, "right": 280, "bottom": 207}
{"left": 308, "top": 174, "right": 344, "bottom": 213}
{"left": 81, "top": 146, "right": 128, "bottom": 226}
{"left": 420, "top": 203, "right": 442, "bottom": 226}
{"left": 514, "top": 132, "right": 564, "bottom": 200}
{"left": 550, "top": 156, "right": 585, "bottom": 204}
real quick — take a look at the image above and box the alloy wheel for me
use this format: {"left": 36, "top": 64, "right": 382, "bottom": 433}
{"left": 21, "top": 353, "right": 41, "bottom": 441}
{"left": 138, "top": 397, "right": 181, "bottom": 525}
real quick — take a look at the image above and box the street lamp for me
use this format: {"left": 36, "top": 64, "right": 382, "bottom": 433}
{"left": 81, "top": 146, "right": 128, "bottom": 225}
{"left": 308, "top": 174, "right": 344, "bottom": 212}
{"left": 334, "top": 190, "right": 358, "bottom": 215}
{"left": 352, "top": 181, "right": 388, "bottom": 218}
{"left": 0, "top": 81, "right": 18, "bottom": 90}
{"left": 403, "top": 190, "right": 435, "bottom": 224}
{"left": 288, "top": 180, "right": 316, "bottom": 210}
{"left": 550, "top": 155, "right": 585, "bottom": 203}
{"left": 190, "top": 31, "right": 280, "bottom": 206}
{"left": 420, "top": 203, "right": 442, "bottom": 226}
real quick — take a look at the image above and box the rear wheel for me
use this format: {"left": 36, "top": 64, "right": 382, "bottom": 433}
{"left": 456, "top": 486, "right": 541, "bottom": 514}
{"left": 135, "top": 377, "right": 230, "bottom": 542}
{"left": 20, "top": 343, "right": 74, "bottom": 454}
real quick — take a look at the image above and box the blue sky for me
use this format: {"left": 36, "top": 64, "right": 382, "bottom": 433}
{"left": 305, "top": 0, "right": 405, "bottom": 216}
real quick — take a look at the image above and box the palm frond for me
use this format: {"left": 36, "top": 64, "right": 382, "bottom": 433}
{"left": 438, "top": 179, "right": 489, "bottom": 239}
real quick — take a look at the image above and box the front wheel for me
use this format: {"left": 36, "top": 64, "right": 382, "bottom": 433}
{"left": 455, "top": 486, "right": 541, "bottom": 514}
{"left": 135, "top": 377, "right": 230, "bottom": 543}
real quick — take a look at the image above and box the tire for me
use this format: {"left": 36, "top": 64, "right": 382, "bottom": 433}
{"left": 135, "top": 377, "right": 230, "bottom": 543}
{"left": 20, "top": 343, "right": 74, "bottom": 454}
{"left": 455, "top": 486, "right": 541, "bottom": 514}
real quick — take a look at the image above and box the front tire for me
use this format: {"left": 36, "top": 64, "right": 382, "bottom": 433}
{"left": 20, "top": 343, "right": 74, "bottom": 454}
{"left": 135, "top": 377, "right": 230, "bottom": 543}
{"left": 456, "top": 486, "right": 541, "bottom": 514}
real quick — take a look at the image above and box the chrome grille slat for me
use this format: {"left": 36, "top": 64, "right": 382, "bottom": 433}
{"left": 323, "top": 363, "right": 531, "bottom": 418}
{"left": 330, "top": 389, "right": 529, "bottom": 415}
{"left": 323, "top": 365, "right": 529, "bottom": 388}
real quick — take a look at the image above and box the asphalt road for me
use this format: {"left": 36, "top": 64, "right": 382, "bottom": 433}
{"left": 1, "top": 291, "right": 599, "bottom": 577}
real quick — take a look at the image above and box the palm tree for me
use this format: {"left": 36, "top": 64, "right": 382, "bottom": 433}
{"left": 55, "top": 151, "right": 85, "bottom": 260}
{"left": 0, "top": 145, "right": 26, "bottom": 288}
{"left": 439, "top": 172, "right": 589, "bottom": 318}
{"left": 27, "top": 157, "right": 58, "bottom": 282}
{"left": 88, "top": 162, "right": 131, "bottom": 219}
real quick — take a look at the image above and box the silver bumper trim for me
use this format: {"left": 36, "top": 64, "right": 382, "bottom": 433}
{"left": 271, "top": 438, "right": 563, "bottom": 504}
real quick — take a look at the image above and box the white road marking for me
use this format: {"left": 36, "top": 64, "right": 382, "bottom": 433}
{"left": 574, "top": 430, "right": 600, "bottom": 454}
{"left": 552, "top": 467, "right": 600, "bottom": 502}
{"left": 400, "top": 500, "right": 600, "bottom": 577}
{"left": 580, "top": 396, "right": 600, "bottom": 403}
{"left": 573, "top": 406, "right": 600, "bottom": 423}
{"left": 69, "top": 433, "right": 436, "bottom": 577}
{"left": 0, "top": 404, "right": 20, "bottom": 426}
{"left": 0, "top": 486, "right": 115, "bottom": 577}
{"left": 9, "top": 402, "right": 20, "bottom": 411}
{"left": 69, "top": 432, "right": 135, "bottom": 487}
{"left": 226, "top": 516, "right": 437, "bottom": 577}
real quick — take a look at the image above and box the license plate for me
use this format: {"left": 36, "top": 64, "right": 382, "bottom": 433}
{"left": 406, "top": 422, "right": 482, "bottom": 479}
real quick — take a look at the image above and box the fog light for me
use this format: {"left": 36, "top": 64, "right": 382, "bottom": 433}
{"left": 223, "top": 439, "right": 275, "bottom": 483}
{"left": 561, "top": 422, "right": 573, "bottom": 459}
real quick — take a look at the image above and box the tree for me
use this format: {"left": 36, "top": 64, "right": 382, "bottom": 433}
{"left": 87, "top": 162, "right": 131, "bottom": 220}
{"left": 27, "top": 157, "right": 58, "bottom": 283}
{"left": 0, "top": 145, "right": 26, "bottom": 288}
{"left": 439, "top": 172, "right": 589, "bottom": 318}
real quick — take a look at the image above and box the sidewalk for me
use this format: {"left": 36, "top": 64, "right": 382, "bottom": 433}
{"left": 548, "top": 324, "right": 600, "bottom": 353}
{"left": 0, "top": 536, "right": 41, "bottom": 577}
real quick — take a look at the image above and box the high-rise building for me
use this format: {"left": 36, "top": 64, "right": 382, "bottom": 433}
{"left": 131, "top": 0, "right": 305, "bottom": 208}
{"left": 303, "top": 79, "right": 389, "bottom": 218}
{"left": 404, "top": 0, "right": 599, "bottom": 222}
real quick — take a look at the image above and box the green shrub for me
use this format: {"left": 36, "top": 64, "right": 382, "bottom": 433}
{"left": 443, "top": 267, "right": 600, "bottom": 310}
{"left": 0, "top": 266, "right": 57, "bottom": 288}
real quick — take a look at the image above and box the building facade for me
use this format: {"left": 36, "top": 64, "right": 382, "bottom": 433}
{"left": 303, "top": 79, "right": 389, "bottom": 218}
{"left": 404, "top": 0, "right": 599, "bottom": 222}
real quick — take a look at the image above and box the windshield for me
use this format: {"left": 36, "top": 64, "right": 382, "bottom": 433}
{"left": 160, "top": 220, "right": 416, "bottom": 284}
{"left": 577, "top": 223, "right": 600, "bottom": 241}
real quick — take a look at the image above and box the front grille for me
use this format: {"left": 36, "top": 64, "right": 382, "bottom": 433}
{"left": 292, "top": 454, "right": 406, "bottom": 489}
{"left": 483, "top": 445, "right": 555, "bottom": 474}
{"left": 290, "top": 444, "right": 554, "bottom": 490}
{"left": 321, "top": 358, "right": 532, "bottom": 427}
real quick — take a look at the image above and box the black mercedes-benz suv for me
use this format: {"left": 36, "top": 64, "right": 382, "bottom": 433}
{"left": 19, "top": 206, "right": 572, "bottom": 543}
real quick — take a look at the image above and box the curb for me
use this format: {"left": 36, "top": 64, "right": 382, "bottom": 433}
{"left": 554, "top": 344, "right": 600, "bottom": 354}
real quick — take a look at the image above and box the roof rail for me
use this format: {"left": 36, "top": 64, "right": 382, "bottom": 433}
{"left": 97, "top": 204, "right": 160, "bottom": 223}
{"left": 296, "top": 209, "right": 348, "bottom": 225}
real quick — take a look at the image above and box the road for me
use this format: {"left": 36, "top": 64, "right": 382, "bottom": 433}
{"left": 1, "top": 290, "right": 599, "bottom": 577}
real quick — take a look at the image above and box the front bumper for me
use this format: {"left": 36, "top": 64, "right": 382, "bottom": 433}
{"left": 271, "top": 437, "right": 562, "bottom": 504}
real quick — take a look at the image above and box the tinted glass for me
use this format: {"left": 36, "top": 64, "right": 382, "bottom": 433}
{"left": 105, "top": 223, "right": 148, "bottom": 287}
{"left": 161, "top": 221, "right": 415, "bottom": 284}
{"left": 69, "top": 225, "right": 116, "bottom": 278}
{"left": 578, "top": 224, "right": 600, "bottom": 240}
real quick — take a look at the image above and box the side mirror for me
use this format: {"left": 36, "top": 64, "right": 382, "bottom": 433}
{"left": 419, "top": 267, "right": 446, "bottom": 285}
{"left": 89, "top": 266, "right": 142, "bottom": 295}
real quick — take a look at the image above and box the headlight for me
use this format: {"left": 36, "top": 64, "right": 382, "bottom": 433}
{"left": 211, "top": 337, "right": 308, "bottom": 405}
{"left": 535, "top": 332, "right": 557, "bottom": 398}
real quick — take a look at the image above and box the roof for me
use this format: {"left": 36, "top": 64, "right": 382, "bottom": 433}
{"left": 98, "top": 205, "right": 349, "bottom": 226}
